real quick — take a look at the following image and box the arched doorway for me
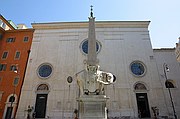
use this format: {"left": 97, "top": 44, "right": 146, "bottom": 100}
{"left": 34, "top": 84, "right": 49, "bottom": 118}
{"left": 134, "top": 82, "right": 151, "bottom": 118}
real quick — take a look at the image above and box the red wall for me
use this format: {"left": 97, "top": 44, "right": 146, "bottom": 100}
{"left": 0, "top": 29, "right": 34, "bottom": 118}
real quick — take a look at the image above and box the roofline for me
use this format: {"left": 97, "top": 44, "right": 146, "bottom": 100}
{"left": 5, "top": 28, "right": 34, "bottom": 33}
{"left": 153, "top": 48, "right": 175, "bottom": 51}
{"left": 0, "top": 26, "right": 5, "bottom": 32}
{"left": 32, "top": 20, "right": 151, "bottom": 25}
{"left": 32, "top": 21, "right": 151, "bottom": 29}
{"left": 0, "top": 14, "right": 16, "bottom": 30}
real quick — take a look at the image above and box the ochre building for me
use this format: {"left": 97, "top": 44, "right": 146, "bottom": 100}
{"left": 0, "top": 15, "right": 34, "bottom": 119}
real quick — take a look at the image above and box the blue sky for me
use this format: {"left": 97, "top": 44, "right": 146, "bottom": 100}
{"left": 1, "top": 0, "right": 180, "bottom": 48}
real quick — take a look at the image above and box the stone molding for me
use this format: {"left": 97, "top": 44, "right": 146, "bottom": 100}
{"left": 32, "top": 21, "right": 150, "bottom": 30}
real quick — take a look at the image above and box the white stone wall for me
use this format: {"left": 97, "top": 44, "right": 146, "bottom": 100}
{"left": 154, "top": 49, "right": 180, "bottom": 118}
{"left": 16, "top": 21, "right": 171, "bottom": 119}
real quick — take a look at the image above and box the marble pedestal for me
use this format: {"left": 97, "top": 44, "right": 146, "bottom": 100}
{"left": 77, "top": 95, "right": 109, "bottom": 119}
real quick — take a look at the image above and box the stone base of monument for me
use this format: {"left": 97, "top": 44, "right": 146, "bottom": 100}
{"left": 77, "top": 95, "right": 109, "bottom": 119}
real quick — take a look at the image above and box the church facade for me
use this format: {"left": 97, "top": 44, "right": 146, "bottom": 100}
{"left": 16, "top": 19, "right": 180, "bottom": 119}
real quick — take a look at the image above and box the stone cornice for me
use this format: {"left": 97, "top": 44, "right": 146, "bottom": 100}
{"left": 32, "top": 21, "right": 150, "bottom": 30}
{"left": 5, "top": 28, "right": 34, "bottom": 33}
{"left": 153, "top": 48, "right": 175, "bottom": 51}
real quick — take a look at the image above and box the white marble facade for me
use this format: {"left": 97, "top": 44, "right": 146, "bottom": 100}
{"left": 16, "top": 21, "right": 180, "bottom": 119}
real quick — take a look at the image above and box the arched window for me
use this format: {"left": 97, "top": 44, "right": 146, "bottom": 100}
{"left": 9, "top": 96, "right": 15, "bottom": 102}
{"left": 134, "top": 83, "right": 147, "bottom": 90}
{"left": 37, "top": 84, "right": 49, "bottom": 91}
{"left": 165, "top": 80, "right": 175, "bottom": 88}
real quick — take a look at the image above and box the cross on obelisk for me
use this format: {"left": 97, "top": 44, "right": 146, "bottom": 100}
{"left": 87, "top": 5, "right": 98, "bottom": 66}
{"left": 90, "top": 5, "right": 93, "bottom": 17}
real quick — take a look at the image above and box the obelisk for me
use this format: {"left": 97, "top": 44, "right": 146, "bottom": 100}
{"left": 76, "top": 6, "right": 109, "bottom": 119}
{"left": 87, "top": 5, "right": 98, "bottom": 66}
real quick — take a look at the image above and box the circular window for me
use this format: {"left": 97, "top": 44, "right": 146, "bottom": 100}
{"left": 80, "top": 39, "right": 101, "bottom": 54}
{"left": 130, "top": 61, "right": 145, "bottom": 76}
{"left": 38, "top": 64, "right": 52, "bottom": 78}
